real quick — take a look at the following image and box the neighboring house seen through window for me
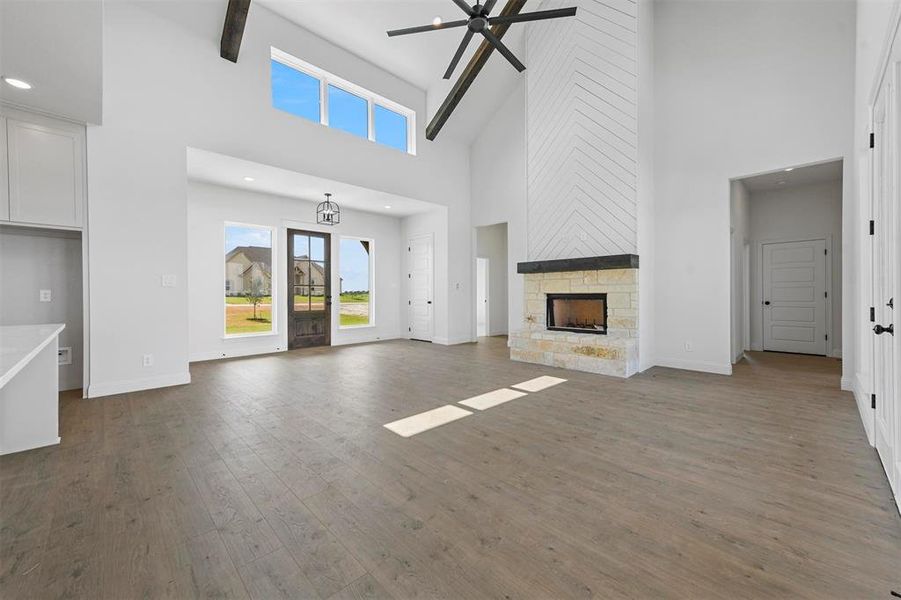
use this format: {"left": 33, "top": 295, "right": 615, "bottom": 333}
{"left": 225, "top": 224, "right": 274, "bottom": 336}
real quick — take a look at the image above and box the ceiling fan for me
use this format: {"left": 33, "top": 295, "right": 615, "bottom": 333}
{"left": 387, "top": 0, "right": 577, "bottom": 80}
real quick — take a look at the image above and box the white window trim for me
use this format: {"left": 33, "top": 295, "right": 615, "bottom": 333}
{"left": 271, "top": 47, "right": 417, "bottom": 155}
{"left": 338, "top": 235, "right": 376, "bottom": 330}
{"left": 223, "top": 221, "right": 278, "bottom": 339}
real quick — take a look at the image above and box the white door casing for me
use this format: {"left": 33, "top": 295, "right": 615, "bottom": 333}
{"left": 872, "top": 56, "right": 899, "bottom": 502}
{"left": 408, "top": 233, "right": 434, "bottom": 342}
{"left": 762, "top": 239, "right": 827, "bottom": 355}
{"left": 476, "top": 258, "right": 489, "bottom": 337}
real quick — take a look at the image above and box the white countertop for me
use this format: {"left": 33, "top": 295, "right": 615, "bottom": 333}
{"left": 0, "top": 324, "right": 66, "bottom": 389}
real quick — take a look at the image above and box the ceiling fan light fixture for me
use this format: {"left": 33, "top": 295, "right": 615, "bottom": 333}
{"left": 433, "top": 16, "right": 443, "bottom": 26}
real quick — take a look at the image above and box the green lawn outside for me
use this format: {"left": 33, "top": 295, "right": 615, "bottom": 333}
{"left": 225, "top": 292, "right": 370, "bottom": 332}
{"left": 339, "top": 313, "right": 370, "bottom": 327}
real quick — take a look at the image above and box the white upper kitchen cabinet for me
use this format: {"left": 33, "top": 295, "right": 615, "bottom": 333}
{"left": 6, "top": 114, "right": 85, "bottom": 229}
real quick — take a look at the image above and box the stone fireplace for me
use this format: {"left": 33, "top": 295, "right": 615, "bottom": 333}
{"left": 510, "top": 255, "right": 639, "bottom": 377}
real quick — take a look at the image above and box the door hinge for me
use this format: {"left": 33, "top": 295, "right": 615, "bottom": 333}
{"left": 871, "top": 393, "right": 876, "bottom": 409}
{"left": 408, "top": 326, "right": 412, "bottom": 332}
{"left": 869, "top": 220, "right": 875, "bottom": 235}
{"left": 825, "top": 334, "right": 828, "bottom": 341}
{"left": 869, "top": 132, "right": 875, "bottom": 148}
{"left": 870, "top": 306, "right": 876, "bottom": 322}
{"left": 824, "top": 248, "right": 827, "bottom": 255}
{"left": 408, "top": 300, "right": 411, "bottom": 305}
{"left": 408, "top": 273, "right": 411, "bottom": 279}
{"left": 408, "top": 247, "right": 411, "bottom": 252}
{"left": 824, "top": 291, "right": 828, "bottom": 298}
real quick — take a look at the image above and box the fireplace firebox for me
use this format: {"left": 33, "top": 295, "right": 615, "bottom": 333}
{"left": 546, "top": 293, "right": 607, "bottom": 334}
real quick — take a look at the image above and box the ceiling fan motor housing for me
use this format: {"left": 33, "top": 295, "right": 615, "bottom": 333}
{"left": 468, "top": 17, "right": 488, "bottom": 32}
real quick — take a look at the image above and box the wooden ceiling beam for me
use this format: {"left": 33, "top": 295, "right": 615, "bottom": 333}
{"left": 425, "top": 0, "right": 527, "bottom": 141}
{"left": 220, "top": 0, "right": 251, "bottom": 63}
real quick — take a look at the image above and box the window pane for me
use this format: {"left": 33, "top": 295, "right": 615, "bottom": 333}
{"left": 271, "top": 60, "right": 321, "bottom": 123}
{"left": 225, "top": 225, "right": 273, "bottom": 335}
{"left": 293, "top": 233, "right": 309, "bottom": 258}
{"left": 328, "top": 85, "right": 368, "bottom": 138}
{"left": 310, "top": 236, "right": 325, "bottom": 261}
{"left": 310, "top": 285, "right": 326, "bottom": 311}
{"left": 339, "top": 239, "right": 371, "bottom": 327}
{"left": 374, "top": 105, "right": 408, "bottom": 152}
{"left": 294, "top": 285, "right": 310, "bottom": 311}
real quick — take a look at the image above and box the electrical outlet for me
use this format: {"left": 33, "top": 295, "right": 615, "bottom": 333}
{"left": 684, "top": 341, "right": 693, "bottom": 352}
{"left": 161, "top": 274, "right": 177, "bottom": 288}
{"left": 39, "top": 289, "right": 51, "bottom": 302}
{"left": 58, "top": 347, "right": 72, "bottom": 366}
{"left": 142, "top": 354, "right": 154, "bottom": 367}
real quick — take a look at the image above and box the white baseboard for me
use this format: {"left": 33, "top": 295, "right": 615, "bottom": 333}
{"left": 332, "top": 333, "right": 401, "bottom": 347}
{"left": 750, "top": 342, "right": 763, "bottom": 351}
{"left": 830, "top": 348, "right": 843, "bottom": 358}
{"left": 851, "top": 371, "right": 874, "bottom": 445}
{"left": 653, "top": 357, "right": 733, "bottom": 376}
{"left": 433, "top": 336, "right": 475, "bottom": 346}
{"left": 88, "top": 371, "right": 191, "bottom": 398}
{"left": 190, "top": 347, "right": 285, "bottom": 362}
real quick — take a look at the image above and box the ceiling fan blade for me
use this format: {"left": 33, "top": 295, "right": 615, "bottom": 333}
{"left": 482, "top": 0, "right": 499, "bottom": 15}
{"left": 481, "top": 28, "right": 525, "bottom": 72}
{"left": 450, "top": 0, "right": 475, "bottom": 15}
{"left": 444, "top": 30, "right": 475, "bottom": 79}
{"left": 488, "top": 6, "right": 577, "bottom": 25}
{"left": 387, "top": 19, "right": 468, "bottom": 37}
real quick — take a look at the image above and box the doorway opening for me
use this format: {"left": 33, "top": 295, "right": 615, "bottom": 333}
{"left": 729, "top": 159, "right": 843, "bottom": 361}
{"left": 474, "top": 223, "right": 508, "bottom": 342}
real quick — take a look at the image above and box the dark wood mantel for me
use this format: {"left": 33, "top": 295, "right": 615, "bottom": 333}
{"left": 517, "top": 254, "right": 639, "bottom": 274}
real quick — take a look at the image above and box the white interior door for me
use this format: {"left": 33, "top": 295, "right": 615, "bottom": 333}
{"left": 476, "top": 258, "right": 489, "bottom": 337}
{"left": 408, "top": 233, "right": 433, "bottom": 342}
{"left": 762, "top": 239, "right": 827, "bottom": 355}
{"left": 872, "top": 57, "right": 899, "bottom": 501}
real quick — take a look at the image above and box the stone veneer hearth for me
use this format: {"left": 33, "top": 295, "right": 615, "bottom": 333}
{"left": 510, "top": 255, "right": 639, "bottom": 377}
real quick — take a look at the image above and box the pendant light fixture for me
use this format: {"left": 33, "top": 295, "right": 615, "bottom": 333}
{"left": 317, "top": 192, "right": 340, "bottom": 226}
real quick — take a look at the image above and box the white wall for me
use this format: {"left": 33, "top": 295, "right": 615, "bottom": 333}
{"left": 476, "top": 223, "right": 509, "bottom": 336}
{"left": 85, "top": 1, "right": 472, "bottom": 396}
{"left": 730, "top": 179, "right": 750, "bottom": 362}
{"left": 0, "top": 226, "right": 83, "bottom": 390}
{"left": 746, "top": 179, "right": 843, "bottom": 356}
{"left": 186, "top": 181, "right": 402, "bottom": 361}
{"left": 653, "top": 0, "right": 856, "bottom": 375}
{"left": 470, "top": 80, "right": 527, "bottom": 338}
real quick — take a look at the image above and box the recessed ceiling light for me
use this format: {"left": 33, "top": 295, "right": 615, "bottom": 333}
{"left": 2, "top": 76, "right": 32, "bottom": 90}
{"left": 384, "top": 205, "right": 392, "bottom": 209}
{"left": 432, "top": 16, "right": 442, "bottom": 26}
{"left": 243, "top": 176, "right": 255, "bottom": 182}
{"left": 784, "top": 167, "right": 794, "bottom": 172}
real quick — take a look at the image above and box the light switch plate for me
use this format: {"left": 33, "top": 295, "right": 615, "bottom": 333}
{"left": 39, "top": 289, "right": 51, "bottom": 302}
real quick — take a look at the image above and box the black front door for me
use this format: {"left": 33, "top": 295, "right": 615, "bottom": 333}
{"left": 288, "top": 229, "right": 331, "bottom": 349}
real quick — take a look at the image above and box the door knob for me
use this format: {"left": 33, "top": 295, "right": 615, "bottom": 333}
{"left": 764, "top": 300, "right": 771, "bottom": 306}
{"left": 873, "top": 323, "right": 894, "bottom": 335}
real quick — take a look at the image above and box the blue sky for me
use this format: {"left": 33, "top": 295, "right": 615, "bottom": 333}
{"left": 340, "top": 239, "right": 370, "bottom": 292}
{"left": 225, "top": 225, "right": 271, "bottom": 253}
{"left": 271, "top": 59, "right": 407, "bottom": 152}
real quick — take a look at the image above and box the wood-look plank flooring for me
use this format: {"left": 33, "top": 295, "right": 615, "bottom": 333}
{"left": 1, "top": 337, "right": 899, "bottom": 599}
